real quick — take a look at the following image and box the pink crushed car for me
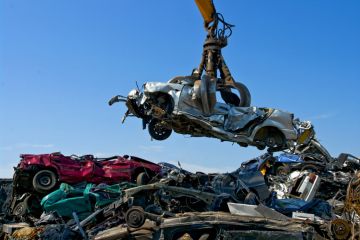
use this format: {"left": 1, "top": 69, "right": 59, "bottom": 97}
{"left": 14, "top": 152, "right": 162, "bottom": 194}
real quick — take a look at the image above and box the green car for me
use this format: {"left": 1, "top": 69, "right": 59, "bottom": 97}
{"left": 41, "top": 182, "right": 134, "bottom": 220}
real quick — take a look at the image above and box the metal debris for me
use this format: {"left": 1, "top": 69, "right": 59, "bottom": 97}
{"left": 0, "top": 146, "right": 359, "bottom": 240}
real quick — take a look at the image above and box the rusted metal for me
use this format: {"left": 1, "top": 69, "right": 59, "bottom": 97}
{"left": 345, "top": 172, "right": 360, "bottom": 216}
{"left": 329, "top": 219, "right": 351, "bottom": 240}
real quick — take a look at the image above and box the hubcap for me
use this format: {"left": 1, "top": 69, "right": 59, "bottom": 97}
{"left": 154, "top": 123, "right": 168, "bottom": 136}
{"left": 14, "top": 205, "right": 24, "bottom": 215}
{"left": 39, "top": 175, "right": 51, "bottom": 186}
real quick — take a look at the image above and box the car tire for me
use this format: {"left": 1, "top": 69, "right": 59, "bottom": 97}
{"left": 32, "top": 170, "right": 57, "bottom": 193}
{"left": 125, "top": 206, "right": 146, "bottom": 228}
{"left": 136, "top": 172, "right": 150, "bottom": 185}
{"left": 148, "top": 119, "right": 172, "bottom": 141}
{"left": 12, "top": 196, "right": 30, "bottom": 217}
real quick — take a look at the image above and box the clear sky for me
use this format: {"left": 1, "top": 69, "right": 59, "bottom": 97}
{"left": 1, "top": 1, "right": 359, "bottom": 177}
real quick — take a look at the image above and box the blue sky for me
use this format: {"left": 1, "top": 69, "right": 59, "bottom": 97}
{"left": 1, "top": 1, "right": 359, "bottom": 177}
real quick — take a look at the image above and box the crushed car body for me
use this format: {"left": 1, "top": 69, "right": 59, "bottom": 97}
{"left": 8, "top": 153, "right": 161, "bottom": 220}
{"left": 14, "top": 153, "right": 161, "bottom": 193}
{"left": 109, "top": 76, "right": 316, "bottom": 152}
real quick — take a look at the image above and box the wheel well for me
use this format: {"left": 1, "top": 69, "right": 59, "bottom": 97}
{"left": 12, "top": 166, "right": 59, "bottom": 199}
{"left": 254, "top": 126, "right": 285, "bottom": 142}
{"left": 35, "top": 167, "right": 58, "bottom": 179}
{"left": 247, "top": 188, "right": 261, "bottom": 203}
{"left": 152, "top": 93, "right": 174, "bottom": 114}
{"left": 248, "top": 188, "right": 259, "bottom": 197}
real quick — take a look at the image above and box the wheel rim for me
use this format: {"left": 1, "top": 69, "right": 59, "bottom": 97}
{"left": 153, "top": 123, "right": 168, "bottom": 137}
{"left": 38, "top": 174, "right": 52, "bottom": 186}
{"left": 14, "top": 204, "right": 25, "bottom": 216}
{"left": 148, "top": 119, "right": 172, "bottom": 140}
{"left": 125, "top": 207, "right": 145, "bottom": 228}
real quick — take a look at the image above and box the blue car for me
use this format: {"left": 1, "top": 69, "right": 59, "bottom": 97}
{"left": 240, "top": 153, "right": 326, "bottom": 177}
{"left": 272, "top": 153, "right": 326, "bottom": 176}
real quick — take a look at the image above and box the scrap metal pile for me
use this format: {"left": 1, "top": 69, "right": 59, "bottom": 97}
{"left": 1, "top": 149, "right": 360, "bottom": 239}
{"left": 1, "top": 1, "right": 359, "bottom": 239}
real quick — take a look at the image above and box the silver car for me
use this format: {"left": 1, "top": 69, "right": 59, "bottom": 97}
{"left": 110, "top": 75, "right": 308, "bottom": 151}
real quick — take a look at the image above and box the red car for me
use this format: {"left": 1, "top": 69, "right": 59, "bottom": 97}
{"left": 14, "top": 152, "right": 161, "bottom": 194}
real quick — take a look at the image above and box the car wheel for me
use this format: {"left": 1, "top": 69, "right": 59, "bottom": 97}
{"left": 125, "top": 206, "right": 146, "bottom": 228}
{"left": 32, "top": 170, "right": 57, "bottom": 193}
{"left": 265, "top": 136, "right": 277, "bottom": 148}
{"left": 148, "top": 119, "right": 172, "bottom": 141}
{"left": 136, "top": 172, "right": 150, "bottom": 185}
{"left": 265, "top": 132, "right": 285, "bottom": 150}
{"left": 12, "top": 196, "right": 30, "bottom": 217}
{"left": 13, "top": 202, "right": 27, "bottom": 217}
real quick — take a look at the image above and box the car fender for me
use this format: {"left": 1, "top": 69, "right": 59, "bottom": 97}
{"left": 250, "top": 119, "right": 297, "bottom": 142}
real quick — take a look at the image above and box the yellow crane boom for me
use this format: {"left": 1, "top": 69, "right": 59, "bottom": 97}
{"left": 194, "top": 0, "right": 216, "bottom": 25}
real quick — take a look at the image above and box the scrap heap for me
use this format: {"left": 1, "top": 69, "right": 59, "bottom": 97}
{"left": 1, "top": 1, "right": 359, "bottom": 240}
{"left": 1, "top": 151, "right": 360, "bottom": 239}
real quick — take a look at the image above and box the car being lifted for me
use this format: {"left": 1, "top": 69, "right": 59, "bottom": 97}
{"left": 109, "top": 76, "right": 314, "bottom": 152}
